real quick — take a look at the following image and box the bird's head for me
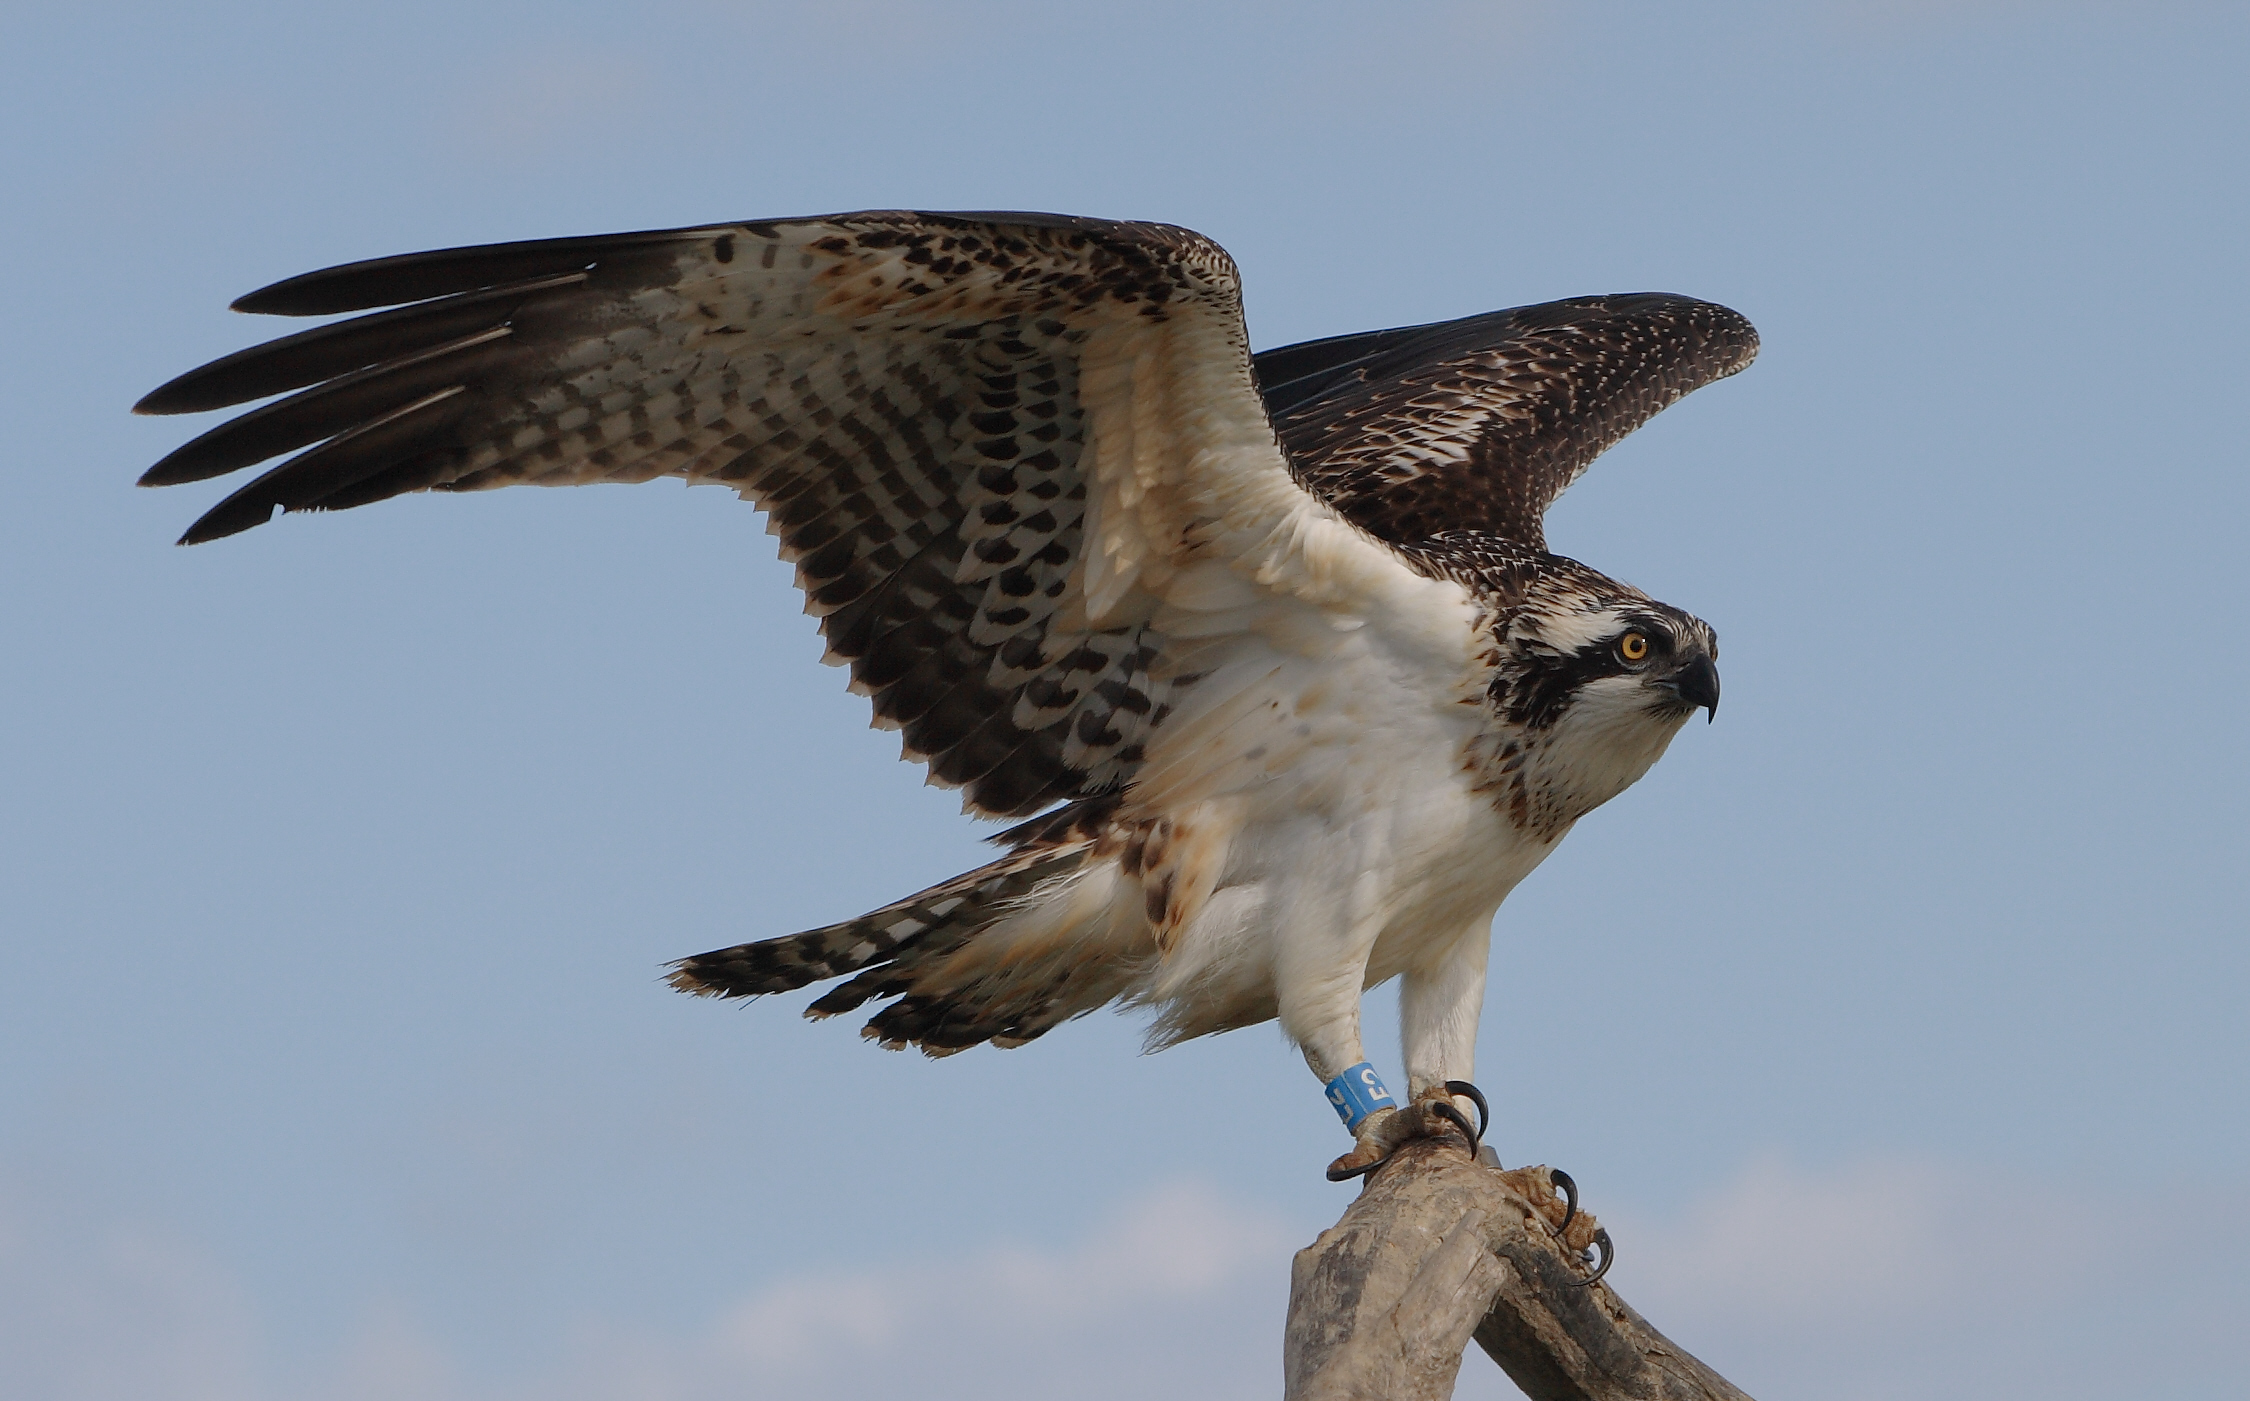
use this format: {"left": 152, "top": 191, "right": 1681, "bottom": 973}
{"left": 1483, "top": 560, "right": 1719, "bottom": 827}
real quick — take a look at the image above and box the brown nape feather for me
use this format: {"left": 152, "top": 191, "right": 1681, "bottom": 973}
{"left": 667, "top": 796, "right": 1135, "bottom": 1055}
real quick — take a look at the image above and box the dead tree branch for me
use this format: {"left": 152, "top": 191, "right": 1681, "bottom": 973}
{"left": 1284, "top": 1135, "right": 1752, "bottom": 1401}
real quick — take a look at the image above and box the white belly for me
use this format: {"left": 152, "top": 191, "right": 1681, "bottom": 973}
{"left": 1084, "top": 546, "right": 1557, "bottom": 1045}
{"left": 1121, "top": 643, "right": 1560, "bottom": 1044}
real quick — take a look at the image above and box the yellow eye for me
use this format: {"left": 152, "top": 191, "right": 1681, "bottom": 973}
{"left": 1618, "top": 632, "right": 1650, "bottom": 663}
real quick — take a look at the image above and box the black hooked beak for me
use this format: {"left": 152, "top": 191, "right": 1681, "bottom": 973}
{"left": 1665, "top": 654, "right": 1721, "bottom": 722}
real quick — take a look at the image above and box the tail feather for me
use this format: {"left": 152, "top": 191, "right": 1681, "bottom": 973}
{"left": 851, "top": 857, "right": 1142, "bottom": 1054}
{"left": 666, "top": 841, "right": 1085, "bottom": 1001}
{"left": 669, "top": 796, "right": 1154, "bottom": 1056}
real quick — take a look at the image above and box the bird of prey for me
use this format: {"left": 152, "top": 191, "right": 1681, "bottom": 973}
{"left": 138, "top": 211, "right": 1753, "bottom": 1183}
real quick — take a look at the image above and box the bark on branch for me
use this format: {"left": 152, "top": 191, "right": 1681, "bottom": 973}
{"left": 1283, "top": 1135, "right": 1752, "bottom": 1401}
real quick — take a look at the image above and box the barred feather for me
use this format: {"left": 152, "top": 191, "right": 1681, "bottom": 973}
{"left": 668, "top": 797, "right": 1139, "bottom": 1054}
{"left": 139, "top": 211, "right": 1757, "bottom": 1068}
{"left": 665, "top": 841, "right": 1086, "bottom": 1001}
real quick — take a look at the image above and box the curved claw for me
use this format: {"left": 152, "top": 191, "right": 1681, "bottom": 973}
{"left": 1426, "top": 1099, "right": 1481, "bottom": 1158}
{"left": 1548, "top": 1167, "right": 1579, "bottom": 1235}
{"left": 1325, "top": 1154, "right": 1381, "bottom": 1183}
{"left": 1570, "top": 1228, "right": 1614, "bottom": 1287}
{"left": 1441, "top": 1080, "right": 1490, "bottom": 1141}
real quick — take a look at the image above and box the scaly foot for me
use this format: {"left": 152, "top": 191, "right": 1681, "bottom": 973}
{"left": 1324, "top": 1081, "right": 1488, "bottom": 1181}
{"left": 1493, "top": 1163, "right": 1614, "bottom": 1286}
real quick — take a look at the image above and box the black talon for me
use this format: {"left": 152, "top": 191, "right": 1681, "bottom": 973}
{"left": 1571, "top": 1228, "right": 1614, "bottom": 1287}
{"left": 1427, "top": 1100, "right": 1480, "bottom": 1158}
{"left": 1325, "top": 1156, "right": 1381, "bottom": 1184}
{"left": 1549, "top": 1167, "right": 1579, "bottom": 1235}
{"left": 1441, "top": 1080, "right": 1490, "bottom": 1141}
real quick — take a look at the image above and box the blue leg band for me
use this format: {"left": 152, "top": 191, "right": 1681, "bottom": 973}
{"left": 1324, "top": 1062, "right": 1396, "bottom": 1132}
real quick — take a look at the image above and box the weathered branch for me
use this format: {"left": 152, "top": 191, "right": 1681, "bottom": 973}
{"left": 1285, "top": 1135, "right": 1752, "bottom": 1401}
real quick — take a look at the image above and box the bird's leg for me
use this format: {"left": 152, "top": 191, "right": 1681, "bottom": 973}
{"left": 1399, "top": 924, "right": 1493, "bottom": 1158}
{"left": 1281, "top": 984, "right": 1399, "bottom": 1181}
{"left": 1274, "top": 876, "right": 1484, "bottom": 1179}
{"left": 1297, "top": 942, "right": 1488, "bottom": 1181}
{"left": 1271, "top": 879, "right": 1407, "bottom": 1180}
{"left": 1399, "top": 932, "right": 1611, "bottom": 1279}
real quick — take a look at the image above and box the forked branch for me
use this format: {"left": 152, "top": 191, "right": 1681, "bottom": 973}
{"left": 1284, "top": 1136, "right": 1752, "bottom": 1401}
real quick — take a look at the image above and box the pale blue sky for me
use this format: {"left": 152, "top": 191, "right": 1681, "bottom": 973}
{"left": 3, "top": 4, "right": 2246, "bottom": 1399}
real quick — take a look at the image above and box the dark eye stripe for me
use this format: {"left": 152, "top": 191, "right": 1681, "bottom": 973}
{"left": 1490, "top": 601, "right": 1710, "bottom": 729}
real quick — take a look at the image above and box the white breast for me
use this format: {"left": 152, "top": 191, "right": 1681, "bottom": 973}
{"left": 1111, "top": 558, "right": 1556, "bottom": 1040}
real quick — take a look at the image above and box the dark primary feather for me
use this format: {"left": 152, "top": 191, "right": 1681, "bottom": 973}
{"left": 225, "top": 230, "right": 689, "bottom": 317}
{"left": 133, "top": 273, "right": 591, "bottom": 417}
{"left": 140, "top": 325, "right": 518, "bottom": 486}
{"left": 1252, "top": 322, "right": 1445, "bottom": 416}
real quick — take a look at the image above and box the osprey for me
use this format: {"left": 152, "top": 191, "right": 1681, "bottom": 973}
{"left": 139, "top": 211, "right": 1753, "bottom": 1183}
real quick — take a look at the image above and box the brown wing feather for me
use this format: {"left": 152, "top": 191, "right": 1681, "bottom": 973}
{"left": 1256, "top": 294, "right": 1758, "bottom": 550}
{"left": 134, "top": 211, "right": 1246, "bottom": 817}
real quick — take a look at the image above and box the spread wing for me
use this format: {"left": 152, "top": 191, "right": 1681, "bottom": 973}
{"left": 1252, "top": 294, "right": 1758, "bottom": 551}
{"left": 135, "top": 211, "right": 1433, "bottom": 818}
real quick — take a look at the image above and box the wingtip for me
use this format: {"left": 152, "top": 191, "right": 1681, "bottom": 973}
{"left": 664, "top": 958, "right": 722, "bottom": 997}
{"left": 135, "top": 360, "right": 263, "bottom": 417}
{"left": 176, "top": 498, "right": 278, "bottom": 545}
{"left": 228, "top": 265, "right": 362, "bottom": 317}
{"left": 141, "top": 463, "right": 203, "bottom": 489}
{"left": 139, "top": 436, "right": 228, "bottom": 488}
{"left": 229, "top": 280, "right": 324, "bottom": 317}
{"left": 133, "top": 380, "right": 204, "bottom": 416}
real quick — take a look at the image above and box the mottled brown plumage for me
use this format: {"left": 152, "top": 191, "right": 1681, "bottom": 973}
{"left": 136, "top": 210, "right": 1752, "bottom": 1091}
{"left": 1259, "top": 296, "right": 1757, "bottom": 550}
